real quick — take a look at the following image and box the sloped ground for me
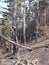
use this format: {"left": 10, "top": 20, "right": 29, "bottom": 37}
{"left": 0, "top": 48, "right": 49, "bottom": 65}
{"left": 0, "top": 39, "right": 49, "bottom": 65}
{"left": 26, "top": 47, "right": 49, "bottom": 65}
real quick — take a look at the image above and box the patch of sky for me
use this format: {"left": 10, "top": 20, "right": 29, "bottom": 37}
{"left": 0, "top": 0, "right": 8, "bottom": 18}
{"left": 21, "top": 0, "right": 30, "bottom": 14}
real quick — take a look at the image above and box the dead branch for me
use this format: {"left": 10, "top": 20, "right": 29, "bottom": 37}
{"left": 0, "top": 34, "right": 32, "bottom": 50}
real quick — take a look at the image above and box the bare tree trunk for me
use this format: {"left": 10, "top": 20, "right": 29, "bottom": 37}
{"left": 23, "top": 0, "right": 26, "bottom": 46}
{"left": 12, "top": 0, "right": 18, "bottom": 55}
{"left": 35, "top": 1, "right": 39, "bottom": 42}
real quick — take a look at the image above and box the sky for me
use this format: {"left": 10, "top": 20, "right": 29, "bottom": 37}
{"left": 0, "top": 0, "right": 8, "bottom": 18}
{"left": 0, "top": 0, "right": 49, "bottom": 18}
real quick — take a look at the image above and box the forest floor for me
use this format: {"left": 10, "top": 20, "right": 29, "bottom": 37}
{"left": 0, "top": 39, "right": 49, "bottom": 65}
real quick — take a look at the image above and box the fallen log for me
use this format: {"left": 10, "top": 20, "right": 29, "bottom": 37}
{"left": 0, "top": 34, "right": 32, "bottom": 50}
{"left": 0, "top": 34, "right": 49, "bottom": 51}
